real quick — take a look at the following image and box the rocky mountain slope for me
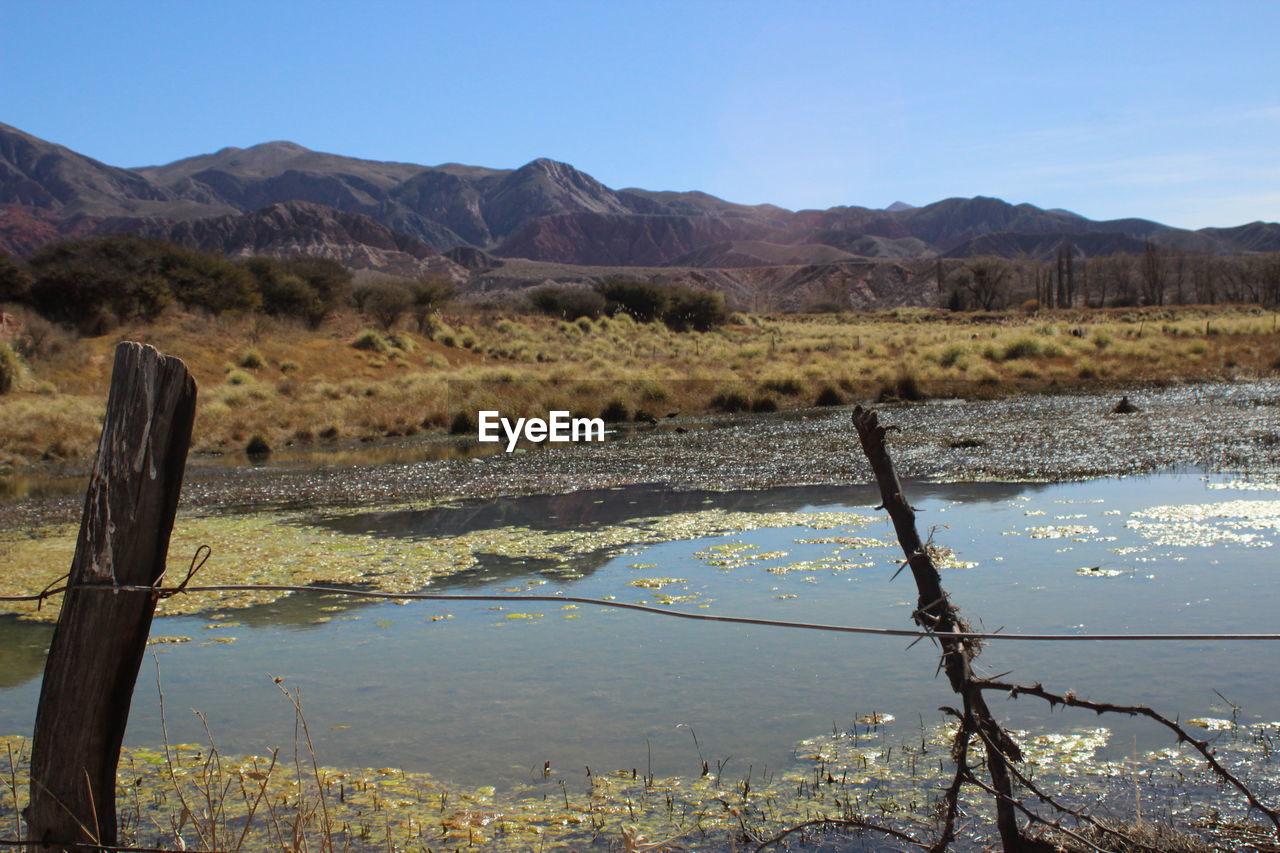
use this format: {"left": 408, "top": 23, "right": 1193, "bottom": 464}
{"left": 2, "top": 121, "right": 1278, "bottom": 295}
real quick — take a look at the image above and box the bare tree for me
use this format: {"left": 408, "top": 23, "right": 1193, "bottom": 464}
{"left": 954, "top": 256, "right": 1011, "bottom": 310}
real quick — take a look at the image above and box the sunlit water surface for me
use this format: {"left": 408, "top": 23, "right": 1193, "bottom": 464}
{"left": 2, "top": 471, "right": 1277, "bottom": 793}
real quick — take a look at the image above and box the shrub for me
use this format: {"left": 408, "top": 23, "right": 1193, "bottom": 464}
{"left": 663, "top": 286, "right": 728, "bottom": 332}
{"left": 162, "top": 245, "right": 259, "bottom": 314}
{"left": 224, "top": 370, "right": 251, "bottom": 386}
{"left": 814, "top": 386, "right": 844, "bottom": 406}
{"left": 596, "top": 278, "right": 670, "bottom": 322}
{"left": 26, "top": 235, "right": 262, "bottom": 330}
{"left": 363, "top": 281, "right": 413, "bottom": 330}
{"left": 895, "top": 369, "right": 927, "bottom": 401}
{"left": 352, "top": 329, "right": 389, "bottom": 353}
{"left": 11, "top": 311, "right": 73, "bottom": 361}
{"left": 409, "top": 277, "right": 454, "bottom": 333}
{"left": 1001, "top": 337, "right": 1042, "bottom": 360}
{"left": 387, "top": 333, "right": 416, "bottom": 352}
{"left": 527, "top": 284, "right": 606, "bottom": 320}
{"left": 761, "top": 376, "right": 804, "bottom": 396}
{"left": 245, "top": 435, "right": 271, "bottom": 456}
{"left": 448, "top": 411, "right": 473, "bottom": 434}
{"left": 0, "top": 342, "right": 26, "bottom": 394}
{"left": 28, "top": 236, "right": 174, "bottom": 330}
{"left": 751, "top": 396, "right": 778, "bottom": 413}
{"left": 600, "top": 399, "right": 630, "bottom": 422}
{"left": 279, "top": 360, "right": 300, "bottom": 374}
{"left": 937, "top": 343, "right": 966, "bottom": 368}
{"left": 244, "top": 256, "right": 351, "bottom": 328}
{"left": 0, "top": 252, "right": 33, "bottom": 303}
{"left": 710, "top": 391, "right": 750, "bottom": 413}
{"left": 239, "top": 349, "right": 266, "bottom": 368}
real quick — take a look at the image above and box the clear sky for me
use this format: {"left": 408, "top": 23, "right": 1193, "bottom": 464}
{"left": 4, "top": 0, "right": 1278, "bottom": 229}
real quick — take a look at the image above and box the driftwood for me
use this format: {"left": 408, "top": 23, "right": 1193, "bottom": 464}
{"left": 27, "top": 343, "right": 196, "bottom": 852}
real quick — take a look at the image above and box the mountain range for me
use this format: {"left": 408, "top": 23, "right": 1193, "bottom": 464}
{"left": 3, "top": 120, "right": 1279, "bottom": 304}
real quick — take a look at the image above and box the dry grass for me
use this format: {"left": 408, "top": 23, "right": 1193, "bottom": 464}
{"left": 1, "top": 305, "right": 1277, "bottom": 468}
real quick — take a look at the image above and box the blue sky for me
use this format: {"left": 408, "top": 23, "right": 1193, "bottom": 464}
{"left": 4, "top": 0, "right": 1278, "bottom": 229}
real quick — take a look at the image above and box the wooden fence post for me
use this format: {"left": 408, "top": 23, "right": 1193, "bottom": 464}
{"left": 27, "top": 342, "right": 196, "bottom": 852}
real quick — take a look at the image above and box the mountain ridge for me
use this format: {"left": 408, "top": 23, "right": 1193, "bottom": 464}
{"left": 3, "top": 122, "right": 1279, "bottom": 273}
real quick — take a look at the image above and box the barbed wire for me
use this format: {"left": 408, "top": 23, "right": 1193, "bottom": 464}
{"left": 2, "top": 579, "right": 1278, "bottom": 642}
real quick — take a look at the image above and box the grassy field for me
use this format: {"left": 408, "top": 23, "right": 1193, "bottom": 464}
{"left": 0, "top": 304, "right": 1277, "bottom": 470}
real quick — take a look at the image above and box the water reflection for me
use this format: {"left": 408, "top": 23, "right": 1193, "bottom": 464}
{"left": 0, "top": 617, "right": 52, "bottom": 688}
{"left": 318, "top": 481, "right": 1041, "bottom": 538}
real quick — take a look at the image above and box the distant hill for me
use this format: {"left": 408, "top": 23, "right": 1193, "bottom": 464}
{"left": 111, "top": 201, "right": 466, "bottom": 281}
{"left": 2, "top": 121, "right": 1278, "bottom": 277}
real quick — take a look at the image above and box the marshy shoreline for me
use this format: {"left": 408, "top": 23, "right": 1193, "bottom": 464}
{"left": 3, "top": 382, "right": 1279, "bottom": 851}
{"left": 3, "top": 378, "right": 1278, "bottom": 528}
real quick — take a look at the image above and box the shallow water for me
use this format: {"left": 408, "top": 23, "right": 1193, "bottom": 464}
{"left": 2, "top": 470, "right": 1278, "bottom": 796}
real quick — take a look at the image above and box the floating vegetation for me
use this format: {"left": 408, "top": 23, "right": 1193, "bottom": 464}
{"left": 0, "top": 506, "right": 877, "bottom": 622}
{"left": 1132, "top": 500, "right": 1280, "bottom": 524}
{"left": 793, "top": 535, "right": 891, "bottom": 547}
{"left": 3, "top": 714, "right": 1275, "bottom": 853}
{"left": 1187, "top": 717, "right": 1236, "bottom": 731}
{"left": 1207, "top": 479, "right": 1280, "bottom": 492}
{"left": 1026, "top": 524, "right": 1100, "bottom": 539}
{"left": 764, "top": 560, "right": 819, "bottom": 575}
{"left": 1126, "top": 500, "right": 1280, "bottom": 548}
{"left": 1075, "top": 566, "right": 1126, "bottom": 577}
{"left": 927, "top": 545, "right": 979, "bottom": 569}
{"left": 626, "top": 577, "right": 687, "bottom": 590}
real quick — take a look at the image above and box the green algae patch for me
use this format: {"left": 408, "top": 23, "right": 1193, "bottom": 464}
{"left": 0, "top": 505, "right": 878, "bottom": 622}
{"left": 626, "top": 577, "right": 687, "bottom": 590}
{"left": 1026, "top": 524, "right": 1101, "bottom": 539}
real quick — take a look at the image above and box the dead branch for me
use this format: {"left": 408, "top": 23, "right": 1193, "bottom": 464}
{"left": 852, "top": 405, "right": 1043, "bottom": 851}
{"left": 965, "top": 717, "right": 1166, "bottom": 853}
{"left": 928, "top": 714, "right": 973, "bottom": 853}
{"left": 752, "top": 816, "right": 928, "bottom": 851}
{"left": 977, "top": 679, "right": 1280, "bottom": 834}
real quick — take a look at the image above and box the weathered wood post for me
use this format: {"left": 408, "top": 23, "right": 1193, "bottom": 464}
{"left": 27, "top": 342, "right": 196, "bottom": 852}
